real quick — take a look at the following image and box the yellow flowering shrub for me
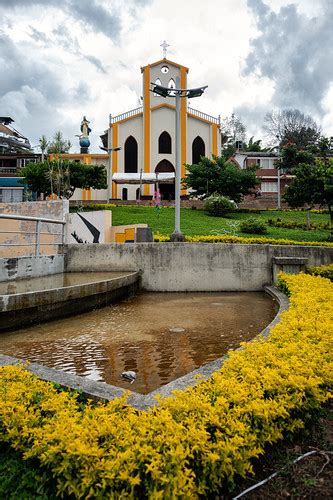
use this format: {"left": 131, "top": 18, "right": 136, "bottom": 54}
{"left": 0, "top": 274, "right": 332, "bottom": 497}
{"left": 154, "top": 232, "right": 333, "bottom": 246}
{"left": 306, "top": 263, "right": 333, "bottom": 281}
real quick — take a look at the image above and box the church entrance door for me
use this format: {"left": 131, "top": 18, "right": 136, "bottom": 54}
{"left": 155, "top": 160, "right": 175, "bottom": 201}
{"left": 159, "top": 183, "right": 175, "bottom": 201}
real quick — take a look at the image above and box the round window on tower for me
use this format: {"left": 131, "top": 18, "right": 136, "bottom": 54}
{"left": 161, "top": 65, "right": 169, "bottom": 74}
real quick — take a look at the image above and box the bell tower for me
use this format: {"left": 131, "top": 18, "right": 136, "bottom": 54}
{"left": 140, "top": 46, "right": 189, "bottom": 196}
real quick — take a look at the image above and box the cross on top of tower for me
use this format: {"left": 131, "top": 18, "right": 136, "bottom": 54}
{"left": 160, "top": 40, "right": 170, "bottom": 59}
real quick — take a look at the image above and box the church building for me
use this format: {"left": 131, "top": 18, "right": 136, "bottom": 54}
{"left": 102, "top": 48, "right": 221, "bottom": 201}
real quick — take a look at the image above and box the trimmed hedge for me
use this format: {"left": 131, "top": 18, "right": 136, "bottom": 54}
{"left": 267, "top": 218, "right": 330, "bottom": 230}
{"left": 154, "top": 232, "right": 333, "bottom": 246}
{"left": 0, "top": 273, "right": 332, "bottom": 497}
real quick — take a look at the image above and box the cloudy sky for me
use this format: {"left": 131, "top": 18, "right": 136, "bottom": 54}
{"left": 1, "top": 0, "right": 332, "bottom": 152}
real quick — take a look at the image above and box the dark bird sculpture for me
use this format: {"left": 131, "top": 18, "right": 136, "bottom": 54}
{"left": 121, "top": 371, "right": 137, "bottom": 384}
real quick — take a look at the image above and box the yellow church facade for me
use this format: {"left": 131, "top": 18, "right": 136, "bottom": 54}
{"left": 105, "top": 57, "right": 221, "bottom": 201}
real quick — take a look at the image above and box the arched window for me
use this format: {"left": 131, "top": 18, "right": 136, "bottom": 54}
{"left": 192, "top": 136, "right": 205, "bottom": 164}
{"left": 158, "top": 131, "right": 172, "bottom": 154}
{"left": 124, "top": 136, "right": 138, "bottom": 173}
{"left": 168, "top": 78, "right": 176, "bottom": 96}
{"left": 122, "top": 188, "right": 128, "bottom": 200}
{"left": 154, "top": 79, "right": 162, "bottom": 96}
{"left": 168, "top": 78, "right": 175, "bottom": 89}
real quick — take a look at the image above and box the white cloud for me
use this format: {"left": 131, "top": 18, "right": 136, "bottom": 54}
{"left": 0, "top": 0, "right": 332, "bottom": 153}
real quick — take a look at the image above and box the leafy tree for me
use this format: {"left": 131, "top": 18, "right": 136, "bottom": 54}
{"left": 244, "top": 136, "right": 267, "bottom": 152}
{"left": 221, "top": 143, "right": 236, "bottom": 160}
{"left": 284, "top": 159, "right": 333, "bottom": 237}
{"left": 264, "top": 109, "right": 321, "bottom": 148}
{"left": 19, "top": 159, "right": 107, "bottom": 199}
{"left": 183, "top": 155, "right": 258, "bottom": 203}
{"left": 221, "top": 136, "right": 267, "bottom": 160}
{"left": 47, "top": 131, "right": 72, "bottom": 154}
{"left": 221, "top": 113, "right": 246, "bottom": 148}
{"left": 279, "top": 143, "right": 315, "bottom": 173}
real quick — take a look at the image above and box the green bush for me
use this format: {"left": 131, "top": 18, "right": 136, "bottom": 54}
{"left": 240, "top": 217, "right": 267, "bottom": 234}
{"left": 306, "top": 263, "right": 333, "bottom": 281}
{"left": 204, "top": 194, "right": 236, "bottom": 217}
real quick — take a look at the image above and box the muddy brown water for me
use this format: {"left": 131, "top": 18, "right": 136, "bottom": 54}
{"left": 0, "top": 292, "right": 277, "bottom": 394}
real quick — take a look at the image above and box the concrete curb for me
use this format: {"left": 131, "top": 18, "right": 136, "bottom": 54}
{"left": 0, "top": 287, "right": 289, "bottom": 411}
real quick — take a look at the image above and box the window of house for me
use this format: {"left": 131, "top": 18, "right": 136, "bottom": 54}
{"left": 261, "top": 182, "right": 278, "bottom": 193}
{"left": 261, "top": 159, "right": 274, "bottom": 169}
{"left": 158, "top": 131, "right": 172, "bottom": 154}
{"left": 256, "top": 158, "right": 275, "bottom": 169}
{"left": 122, "top": 188, "right": 128, "bottom": 200}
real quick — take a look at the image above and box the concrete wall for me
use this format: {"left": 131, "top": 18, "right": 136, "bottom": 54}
{"left": 0, "top": 255, "right": 64, "bottom": 282}
{"left": 65, "top": 243, "right": 333, "bottom": 291}
{"left": 0, "top": 200, "right": 68, "bottom": 257}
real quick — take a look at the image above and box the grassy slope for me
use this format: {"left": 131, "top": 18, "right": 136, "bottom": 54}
{"left": 109, "top": 206, "right": 331, "bottom": 242}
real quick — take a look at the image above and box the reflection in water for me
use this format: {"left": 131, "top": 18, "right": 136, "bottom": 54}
{"left": 0, "top": 292, "right": 277, "bottom": 394}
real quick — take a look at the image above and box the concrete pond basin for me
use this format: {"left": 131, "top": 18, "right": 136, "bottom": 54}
{"left": 0, "top": 271, "right": 140, "bottom": 331}
{"left": 0, "top": 272, "right": 288, "bottom": 409}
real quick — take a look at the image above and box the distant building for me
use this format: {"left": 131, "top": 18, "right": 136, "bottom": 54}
{"left": 0, "top": 117, "right": 41, "bottom": 202}
{"left": 232, "top": 151, "right": 293, "bottom": 208}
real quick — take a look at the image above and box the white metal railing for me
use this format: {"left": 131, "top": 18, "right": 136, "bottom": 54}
{"left": 187, "top": 107, "right": 220, "bottom": 124}
{"left": 110, "top": 105, "right": 219, "bottom": 124}
{"left": 0, "top": 214, "right": 66, "bottom": 256}
{"left": 111, "top": 106, "right": 143, "bottom": 124}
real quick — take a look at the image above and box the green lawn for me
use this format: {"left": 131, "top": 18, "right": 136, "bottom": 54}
{"left": 106, "top": 206, "right": 331, "bottom": 242}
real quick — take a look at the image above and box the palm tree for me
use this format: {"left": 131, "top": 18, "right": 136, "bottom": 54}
{"left": 48, "top": 131, "right": 72, "bottom": 154}
{"left": 39, "top": 135, "right": 49, "bottom": 161}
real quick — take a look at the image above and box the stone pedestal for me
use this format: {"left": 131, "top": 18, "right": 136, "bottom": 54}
{"left": 170, "top": 231, "right": 185, "bottom": 242}
{"left": 272, "top": 257, "right": 308, "bottom": 283}
{"left": 135, "top": 227, "right": 154, "bottom": 243}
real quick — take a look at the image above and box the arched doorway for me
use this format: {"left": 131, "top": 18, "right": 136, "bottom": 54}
{"left": 122, "top": 187, "right": 128, "bottom": 200}
{"left": 124, "top": 136, "right": 138, "bottom": 173}
{"left": 155, "top": 159, "right": 175, "bottom": 201}
{"left": 192, "top": 136, "right": 205, "bottom": 164}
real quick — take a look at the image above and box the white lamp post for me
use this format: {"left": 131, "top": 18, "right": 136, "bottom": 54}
{"left": 151, "top": 80, "right": 207, "bottom": 241}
